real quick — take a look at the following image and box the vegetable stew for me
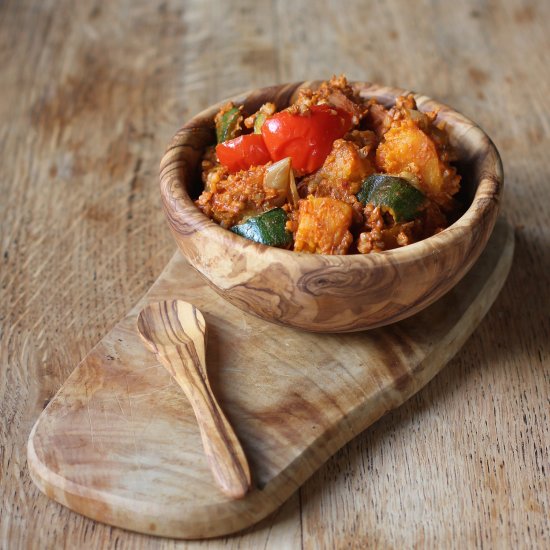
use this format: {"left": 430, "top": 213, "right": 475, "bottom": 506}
{"left": 196, "top": 76, "right": 461, "bottom": 254}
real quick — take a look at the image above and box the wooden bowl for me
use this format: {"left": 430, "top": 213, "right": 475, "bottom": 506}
{"left": 159, "top": 82, "right": 503, "bottom": 332}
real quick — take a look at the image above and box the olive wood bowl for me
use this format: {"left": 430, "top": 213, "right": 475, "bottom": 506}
{"left": 159, "top": 82, "right": 503, "bottom": 332}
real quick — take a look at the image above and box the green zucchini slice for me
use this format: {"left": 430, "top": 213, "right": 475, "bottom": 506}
{"left": 253, "top": 112, "right": 267, "bottom": 134}
{"left": 216, "top": 106, "right": 241, "bottom": 143}
{"left": 230, "top": 208, "right": 293, "bottom": 248}
{"left": 357, "top": 174, "right": 426, "bottom": 222}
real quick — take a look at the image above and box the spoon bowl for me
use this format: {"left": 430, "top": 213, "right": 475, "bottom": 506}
{"left": 137, "top": 300, "right": 206, "bottom": 352}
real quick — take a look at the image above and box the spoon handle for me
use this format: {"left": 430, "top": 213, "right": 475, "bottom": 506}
{"left": 158, "top": 345, "right": 251, "bottom": 499}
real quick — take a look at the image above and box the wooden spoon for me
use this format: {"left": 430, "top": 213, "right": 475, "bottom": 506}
{"left": 137, "top": 300, "right": 251, "bottom": 499}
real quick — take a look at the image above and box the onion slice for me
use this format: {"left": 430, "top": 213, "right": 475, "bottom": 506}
{"left": 264, "top": 157, "right": 292, "bottom": 205}
{"left": 288, "top": 168, "right": 299, "bottom": 207}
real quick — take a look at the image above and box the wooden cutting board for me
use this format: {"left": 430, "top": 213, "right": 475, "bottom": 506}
{"left": 27, "top": 218, "right": 514, "bottom": 540}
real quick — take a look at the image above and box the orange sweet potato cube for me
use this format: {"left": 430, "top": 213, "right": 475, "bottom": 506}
{"left": 293, "top": 196, "right": 353, "bottom": 254}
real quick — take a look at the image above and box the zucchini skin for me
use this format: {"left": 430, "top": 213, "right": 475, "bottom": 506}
{"left": 253, "top": 112, "right": 267, "bottom": 134}
{"left": 216, "top": 107, "right": 241, "bottom": 143}
{"left": 230, "top": 208, "right": 293, "bottom": 248}
{"left": 357, "top": 174, "right": 426, "bottom": 222}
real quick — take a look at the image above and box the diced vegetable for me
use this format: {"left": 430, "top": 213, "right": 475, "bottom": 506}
{"left": 254, "top": 112, "right": 267, "bottom": 134}
{"left": 230, "top": 208, "right": 293, "bottom": 248}
{"left": 375, "top": 120, "right": 460, "bottom": 207}
{"left": 216, "top": 106, "right": 241, "bottom": 144}
{"left": 261, "top": 105, "right": 353, "bottom": 175}
{"left": 357, "top": 174, "right": 426, "bottom": 222}
{"left": 263, "top": 157, "right": 300, "bottom": 208}
{"left": 302, "top": 139, "right": 374, "bottom": 200}
{"left": 216, "top": 134, "right": 271, "bottom": 173}
{"left": 293, "top": 196, "right": 353, "bottom": 254}
{"left": 264, "top": 157, "right": 292, "bottom": 206}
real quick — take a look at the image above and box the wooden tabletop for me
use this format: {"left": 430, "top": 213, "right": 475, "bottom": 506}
{"left": 1, "top": 0, "right": 548, "bottom": 548}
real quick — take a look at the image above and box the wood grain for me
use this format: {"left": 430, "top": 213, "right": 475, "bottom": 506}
{"left": 137, "top": 301, "right": 251, "bottom": 499}
{"left": 2, "top": 0, "right": 549, "bottom": 548}
{"left": 28, "top": 217, "right": 512, "bottom": 539}
{"left": 160, "top": 82, "right": 503, "bottom": 332}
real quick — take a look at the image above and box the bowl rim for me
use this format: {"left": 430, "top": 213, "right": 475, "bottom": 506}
{"left": 160, "top": 81, "right": 503, "bottom": 269}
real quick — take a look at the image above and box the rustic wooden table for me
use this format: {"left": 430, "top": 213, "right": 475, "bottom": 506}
{"left": 1, "top": 0, "right": 548, "bottom": 548}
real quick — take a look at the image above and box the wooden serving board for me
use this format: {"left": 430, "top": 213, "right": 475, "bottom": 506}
{"left": 28, "top": 218, "right": 514, "bottom": 540}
